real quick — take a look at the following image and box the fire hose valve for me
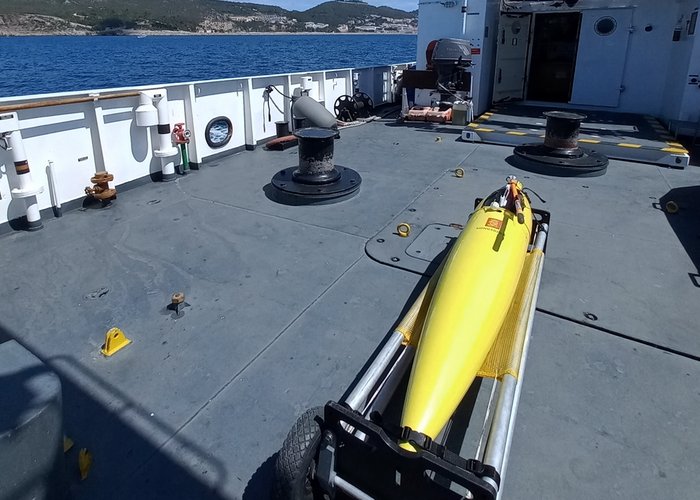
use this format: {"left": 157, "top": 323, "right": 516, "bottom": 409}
{"left": 172, "top": 123, "right": 191, "bottom": 144}
{"left": 172, "top": 123, "right": 191, "bottom": 174}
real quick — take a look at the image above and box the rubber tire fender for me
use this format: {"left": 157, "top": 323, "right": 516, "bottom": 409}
{"left": 272, "top": 406, "right": 325, "bottom": 500}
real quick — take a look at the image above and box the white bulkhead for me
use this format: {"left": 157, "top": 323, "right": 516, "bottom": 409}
{"left": 417, "top": 0, "right": 700, "bottom": 123}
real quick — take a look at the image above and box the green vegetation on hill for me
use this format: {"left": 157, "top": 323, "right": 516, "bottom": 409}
{"left": 0, "top": 0, "right": 417, "bottom": 34}
{"left": 299, "top": 2, "right": 415, "bottom": 23}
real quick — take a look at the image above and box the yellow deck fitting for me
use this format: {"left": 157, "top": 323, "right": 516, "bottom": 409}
{"left": 397, "top": 223, "right": 412, "bottom": 237}
{"left": 665, "top": 201, "right": 679, "bottom": 214}
{"left": 617, "top": 143, "right": 642, "bottom": 148}
{"left": 78, "top": 448, "right": 92, "bottom": 481}
{"left": 666, "top": 141, "right": 684, "bottom": 147}
{"left": 101, "top": 327, "right": 131, "bottom": 357}
{"left": 662, "top": 147, "right": 688, "bottom": 154}
{"left": 454, "top": 168, "right": 464, "bottom": 178}
{"left": 476, "top": 128, "right": 494, "bottom": 132}
{"left": 506, "top": 131, "right": 528, "bottom": 136}
{"left": 578, "top": 138, "right": 601, "bottom": 144}
{"left": 63, "top": 436, "right": 74, "bottom": 453}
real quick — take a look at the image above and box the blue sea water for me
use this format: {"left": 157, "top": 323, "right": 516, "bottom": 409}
{"left": 0, "top": 34, "right": 416, "bottom": 98}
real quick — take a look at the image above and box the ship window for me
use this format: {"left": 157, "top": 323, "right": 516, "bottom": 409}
{"left": 205, "top": 117, "right": 233, "bottom": 149}
{"left": 594, "top": 17, "right": 617, "bottom": 36}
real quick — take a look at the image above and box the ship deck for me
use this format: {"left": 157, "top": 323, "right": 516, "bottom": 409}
{"left": 463, "top": 103, "right": 691, "bottom": 168}
{"left": 1, "top": 114, "right": 700, "bottom": 499}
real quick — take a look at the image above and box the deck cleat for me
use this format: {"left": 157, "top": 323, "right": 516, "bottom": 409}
{"left": 513, "top": 111, "right": 609, "bottom": 177}
{"left": 270, "top": 127, "right": 361, "bottom": 205}
{"left": 100, "top": 328, "right": 131, "bottom": 357}
{"left": 167, "top": 292, "right": 187, "bottom": 316}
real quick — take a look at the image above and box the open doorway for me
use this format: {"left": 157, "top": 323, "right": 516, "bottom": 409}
{"left": 526, "top": 12, "right": 582, "bottom": 102}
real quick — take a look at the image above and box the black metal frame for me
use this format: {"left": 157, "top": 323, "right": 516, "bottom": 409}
{"left": 315, "top": 402, "right": 498, "bottom": 500}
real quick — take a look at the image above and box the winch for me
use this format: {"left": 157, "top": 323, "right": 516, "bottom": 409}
{"left": 333, "top": 92, "right": 374, "bottom": 122}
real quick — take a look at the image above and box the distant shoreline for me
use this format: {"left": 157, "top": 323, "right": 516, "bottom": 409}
{"left": 0, "top": 30, "right": 417, "bottom": 37}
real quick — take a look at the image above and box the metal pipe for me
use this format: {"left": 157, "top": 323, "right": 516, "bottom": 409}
{"left": 497, "top": 225, "right": 548, "bottom": 495}
{"left": 343, "top": 259, "right": 444, "bottom": 412}
{"left": 0, "top": 91, "right": 140, "bottom": 113}
{"left": 344, "top": 332, "right": 405, "bottom": 411}
{"left": 334, "top": 475, "right": 375, "bottom": 500}
{"left": 153, "top": 92, "right": 177, "bottom": 181}
{"left": 46, "top": 161, "right": 61, "bottom": 217}
{"left": 475, "top": 376, "right": 501, "bottom": 461}
{"left": 4, "top": 126, "right": 44, "bottom": 230}
{"left": 483, "top": 224, "right": 548, "bottom": 485}
{"left": 180, "top": 143, "right": 190, "bottom": 172}
{"left": 363, "top": 345, "right": 415, "bottom": 417}
{"left": 482, "top": 377, "right": 517, "bottom": 475}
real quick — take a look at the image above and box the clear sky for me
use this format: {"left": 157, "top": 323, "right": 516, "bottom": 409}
{"left": 246, "top": 1, "right": 419, "bottom": 12}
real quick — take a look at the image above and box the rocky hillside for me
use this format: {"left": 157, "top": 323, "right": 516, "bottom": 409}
{"left": 0, "top": 0, "right": 418, "bottom": 35}
{"left": 0, "top": 14, "right": 92, "bottom": 35}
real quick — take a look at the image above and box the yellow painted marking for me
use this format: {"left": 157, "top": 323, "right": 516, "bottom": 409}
{"left": 475, "top": 128, "right": 495, "bottom": 132}
{"left": 617, "top": 143, "right": 643, "bottom": 148}
{"left": 666, "top": 142, "right": 684, "bottom": 147}
{"left": 468, "top": 123, "right": 479, "bottom": 128}
{"left": 662, "top": 147, "right": 689, "bottom": 154}
{"left": 578, "top": 138, "right": 601, "bottom": 144}
{"left": 506, "top": 131, "right": 528, "bottom": 136}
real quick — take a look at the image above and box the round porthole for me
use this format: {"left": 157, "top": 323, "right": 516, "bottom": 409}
{"left": 594, "top": 17, "right": 617, "bottom": 36}
{"left": 205, "top": 116, "right": 233, "bottom": 149}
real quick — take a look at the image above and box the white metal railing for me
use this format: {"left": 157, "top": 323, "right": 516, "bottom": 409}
{"left": 0, "top": 63, "right": 413, "bottom": 228}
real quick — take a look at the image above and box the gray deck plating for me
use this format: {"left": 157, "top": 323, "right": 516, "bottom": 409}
{"left": 0, "top": 117, "right": 698, "bottom": 499}
{"left": 368, "top": 142, "right": 700, "bottom": 357}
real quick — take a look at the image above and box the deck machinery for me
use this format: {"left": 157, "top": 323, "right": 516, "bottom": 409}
{"left": 402, "top": 38, "right": 473, "bottom": 123}
{"left": 272, "top": 178, "right": 550, "bottom": 500}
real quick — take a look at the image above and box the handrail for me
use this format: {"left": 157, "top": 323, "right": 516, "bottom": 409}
{"left": 0, "top": 91, "right": 140, "bottom": 114}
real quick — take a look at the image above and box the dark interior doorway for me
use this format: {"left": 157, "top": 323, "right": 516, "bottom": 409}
{"left": 527, "top": 12, "right": 582, "bottom": 102}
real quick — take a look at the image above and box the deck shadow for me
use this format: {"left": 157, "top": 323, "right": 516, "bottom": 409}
{"left": 0, "top": 323, "right": 229, "bottom": 500}
{"left": 242, "top": 452, "right": 277, "bottom": 500}
{"left": 659, "top": 185, "right": 700, "bottom": 280}
{"left": 384, "top": 120, "right": 464, "bottom": 136}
